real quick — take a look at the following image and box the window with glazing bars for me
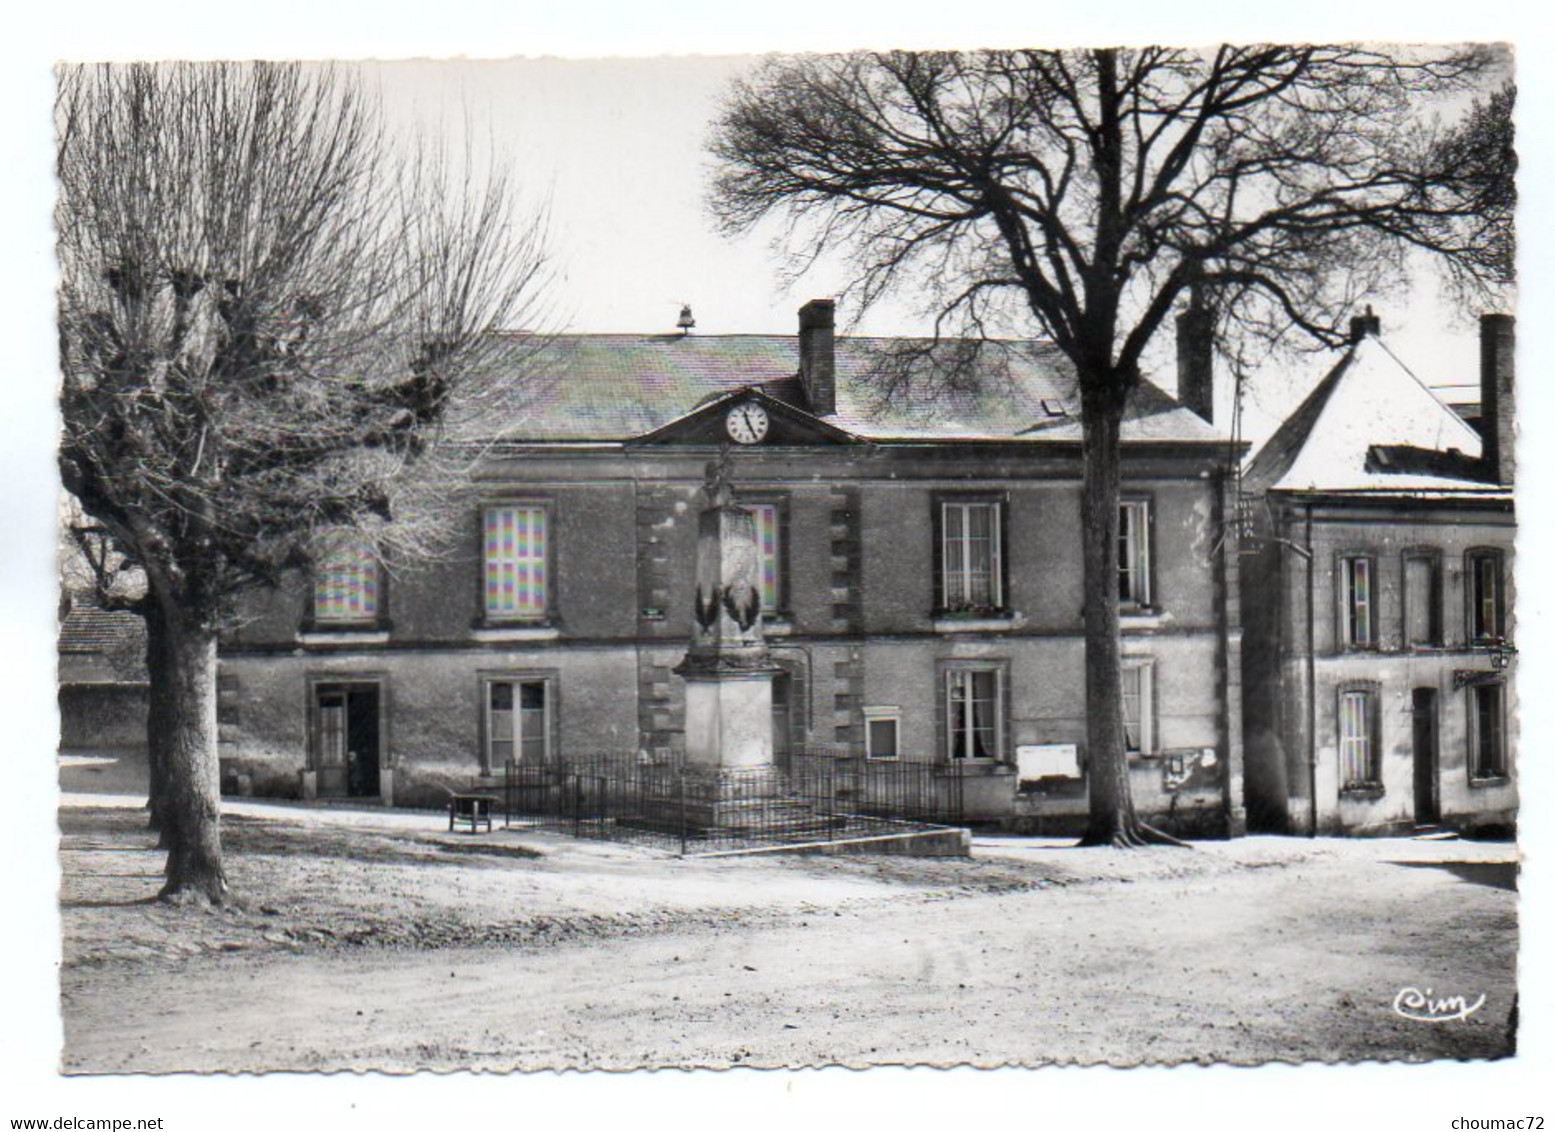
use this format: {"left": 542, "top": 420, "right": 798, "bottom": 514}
{"left": 484, "top": 504, "right": 548, "bottom": 619}
{"left": 941, "top": 500, "right": 1003, "bottom": 611}
{"left": 1469, "top": 683, "right": 1507, "bottom": 779}
{"left": 1340, "top": 556, "right": 1375, "bottom": 647}
{"left": 946, "top": 667, "right": 1002, "bottom": 760}
{"left": 1339, "top": 688, "right": 1379, "bottom": 787}
{"left": 1468, "top": 551, "right": 1504, "bottom": 640}
{"left": 1119, "top": 500, "right": 1152, "bottom": 607}
{"left": 1122, "top": 660, "right": 1155, "bottom": 754}
{"left": 486, "top": 679, "right": 548, "bottom": 771}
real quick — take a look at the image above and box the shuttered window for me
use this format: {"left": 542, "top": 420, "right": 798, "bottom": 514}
{"left": 313, "top": 531, "right": 379, "bottom": 622}
{"left": 484, "top": 504, "right": 548, "bottom": 619}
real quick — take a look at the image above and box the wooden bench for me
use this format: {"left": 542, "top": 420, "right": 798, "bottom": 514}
{"left": 448, "top": 792, "right": 498, "bottom": 833}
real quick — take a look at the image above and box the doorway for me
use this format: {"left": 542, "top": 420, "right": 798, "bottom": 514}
{"left": 315, "top": 682, "right": 382, "bottom": 798}
{"left": 1411, "top": 687, "right": 1440, "bottom": 825}
{"left": 771, "top": 671, "right": 793, "bottom": 770}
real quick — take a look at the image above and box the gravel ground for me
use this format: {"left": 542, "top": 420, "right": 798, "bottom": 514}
{"left": 57, "top": 794, "right": 1519, "bottom": 1072}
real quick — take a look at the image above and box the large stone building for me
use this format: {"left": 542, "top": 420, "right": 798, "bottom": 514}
{"left": 1239, "top": 313, "right": 1517, "bottom": 836}
{"left": 216, "top": 300, "right": 1248, "bottom": 832}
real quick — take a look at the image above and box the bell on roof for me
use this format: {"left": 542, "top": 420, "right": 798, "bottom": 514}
{"left": 676, "top": 303, "right": 696, "bottom": 334}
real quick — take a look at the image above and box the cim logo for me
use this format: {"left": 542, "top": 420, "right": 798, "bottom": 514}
{"left": 1392, "top": 986, "right": 1487, "bottom": 1023}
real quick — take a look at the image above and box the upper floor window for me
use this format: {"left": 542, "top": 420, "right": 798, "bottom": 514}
{"left": 1122, "top": 658, "right": 1156, "bottom": 755}
{"left": 1338, "top": 686, "right": 1380, "bottom": 790}
{"left": 1467, "top": 549, "right": 1505, "bottom": 641}
{"left": 1403, "top": 553, "right": 1441, "bottom": 647}
{"left": 484, "top": 504, "right": 548, "bottom": 620}
{"left": 745, "top": 500, "right": 783, "bottom": 616}
{"left": 1339, "top": 555, "right": 1376, "bottom": 648}
{"left": 938, "top": 498, "right": 1005, "bottom": 613}
{"left": 1119, "top": 500, "right": 1152, "bottom": 608}
{"left": 313, "top": 531, "right": 379, "bottom": 624}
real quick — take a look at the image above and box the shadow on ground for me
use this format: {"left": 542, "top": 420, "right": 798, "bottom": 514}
{"left": 1388, "top": 859, "right": 1518, "bottom": 891}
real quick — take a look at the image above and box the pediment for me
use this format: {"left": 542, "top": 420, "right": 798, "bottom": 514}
{"left": 630, "top": 387, "right": 863, "bottom": 447}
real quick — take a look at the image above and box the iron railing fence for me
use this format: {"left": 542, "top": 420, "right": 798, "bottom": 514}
{"left": 503, "top": 749, "right": 964, "bottom": 854}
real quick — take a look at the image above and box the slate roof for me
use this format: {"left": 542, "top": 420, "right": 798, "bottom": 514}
{"left": 1243, "top": 335, "right": 1503, "bottom": 497}
{"left": 447, "top": 333, "right": 1229, "bottom": 446}
{"left": 58, "top": 595, "right": 147, "bottom": 683}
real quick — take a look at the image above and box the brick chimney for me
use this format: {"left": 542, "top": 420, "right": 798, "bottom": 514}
{"left": 1176, "top": 290, "right": 1215, "bottom": 424}
{"left": 798, "top": 298, "right": 836, "bottom": 416}
{"left": 1480, "top": 313, "right": 1515, "bottom": 486}
{"left": 1349, "top": 306, "right": 1381, "bottom": 344}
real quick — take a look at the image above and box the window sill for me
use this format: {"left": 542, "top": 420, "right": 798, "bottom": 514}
{"left": 932, "top": 615, "right": 1015, "bottom": 634}
{"left": 472, "top": 623, "right": 560, "bottom": 642}
{"left": 1469, "top": 774, "right": 1511, "bottom": 789}
{"left": 1120, "top": 608, "right": 1167, "bottom": 630}
{"left": 1339, "top": 784, "right": 1385, "bottom": 800}
{"left": 937, "top": 761, "right": 1016, "bottom": 776}
{"left": 296, "top": 628, "right": 390, "bottom": 647}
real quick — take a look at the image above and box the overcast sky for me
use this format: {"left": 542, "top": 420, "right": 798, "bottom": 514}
{"left": 359, "top": 53, "right": 1504, "bottom": 443}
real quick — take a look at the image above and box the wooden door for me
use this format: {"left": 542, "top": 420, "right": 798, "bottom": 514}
{"left": 1412, "top": 688, "right": 1440, "bottom": 825}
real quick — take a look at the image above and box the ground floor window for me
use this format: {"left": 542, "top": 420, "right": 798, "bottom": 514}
{"left": 943, "top": 664, "right": 1004, "bottom": 761}
{"left": 1122, "top": 659, "right": 1155, "bottom": 755}
{"left": 864, "top": 707, "right": 900, "bottom": 760}
{"left": 1469, "top": 682, "right": 1507, "bottom": 779}
{"left": 1338, "top": 686, "right": 1380, "bottom": 789}
{"left": 485, "top": 676, "right": 551, "bottom": 771}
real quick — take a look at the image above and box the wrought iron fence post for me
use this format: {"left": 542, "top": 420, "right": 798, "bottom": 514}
{"left": 572, "top": 772, "right": 582, "bottom": 837}
{"left": 678, "top": 768, "right": 688, "bottom": 856}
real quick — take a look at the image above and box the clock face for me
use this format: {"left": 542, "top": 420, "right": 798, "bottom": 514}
{"left": 726, "top": 401, "right": 770, "bottom": 445}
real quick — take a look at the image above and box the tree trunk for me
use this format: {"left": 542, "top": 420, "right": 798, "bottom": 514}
{"left": 143, "top": 608, "right": 170, "bottom": 841}
{"left": 153, "top": 609, "right": 228, "bottom": 904}
{"left": 1075, "top": 397, "right": 1186, "bottom": 848}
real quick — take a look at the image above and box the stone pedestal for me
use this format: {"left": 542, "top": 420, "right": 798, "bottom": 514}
{"left": 683, "top": 672, "right": 775, "bottom": 771}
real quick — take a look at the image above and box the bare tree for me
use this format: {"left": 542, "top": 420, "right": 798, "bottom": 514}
{"left": 708, "top": 46, "right": 1510, "bottom": 847}
{"left": 56, "top": 62, "right": 550, "bottom": 903}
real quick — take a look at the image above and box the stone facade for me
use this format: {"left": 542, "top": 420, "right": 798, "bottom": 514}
{"left": 1238, "top": 315, "right": 1518, "bottom": 836}
{"left": 217, "top": 308, "right": 1246, "bottom": 831}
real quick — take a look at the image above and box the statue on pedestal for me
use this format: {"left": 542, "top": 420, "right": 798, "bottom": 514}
{"left": 673, "top": 454, "right": 779, "bottom": 770}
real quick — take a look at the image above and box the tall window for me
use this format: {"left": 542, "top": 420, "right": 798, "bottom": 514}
{"left": 1119, "top": 500, "right": 1152, "bottom": 608}
{"left": 1338, "top": 688, "right": 1380, "bottom": 789}
{"left": 746, "top": 501, "right": 782, "bottom": 615}
{"left": 1469, "top": 683, "right": 1507, "bottom": 779}
{"left": 1403, "top": 554, "right": 1441, "bottom": 647}
{"left": 485, "top": 678, "right": 549, "bottom": 770}
{"left": 1340, "top": 556, "right": 1375, "bottom": 648}
{"left": 484, "top": 504, "right": 548, "bottom": 620}
{"left": 1122, "top": 659, "right": 1155, "bottom": 754}
{"left": 945, "top": 666, "right": 1003, "bottom": 760}
{"left": 1467, "top": 550, "right": 1504, "bottom": 640}
{"left": 313, "top": 531, "right": 379, "bottom": 623}
{"left": 940, "top": 499, "right": 1004, "bottom": 612}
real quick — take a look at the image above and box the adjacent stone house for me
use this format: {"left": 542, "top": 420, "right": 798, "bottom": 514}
{"left": 215, "top": 300, "right": 1247, "bottom": 831}
{"left": 1239, "top": 313, "right": 1517, "bottom": 836}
